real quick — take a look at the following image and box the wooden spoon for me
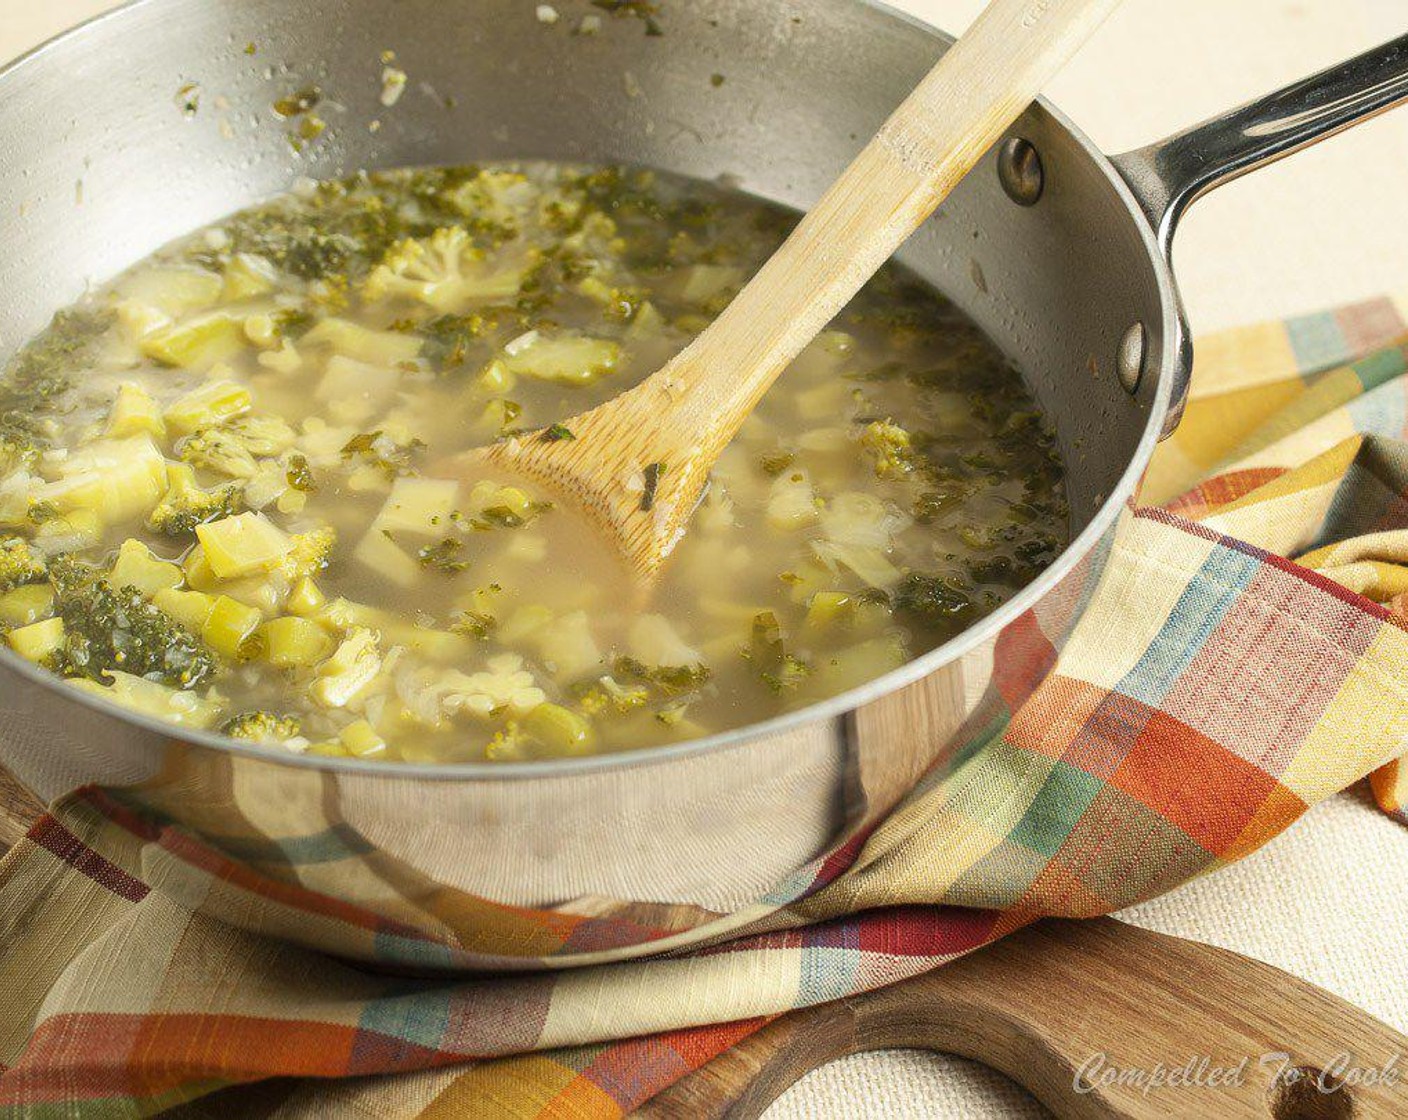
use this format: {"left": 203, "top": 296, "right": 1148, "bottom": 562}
{"left": 463, "top": 0, "right": 1122, "bottom": 582}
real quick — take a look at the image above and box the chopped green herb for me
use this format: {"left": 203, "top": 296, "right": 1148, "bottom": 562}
{"left": 640, "top": 461, "right": 665, "bottom": 512}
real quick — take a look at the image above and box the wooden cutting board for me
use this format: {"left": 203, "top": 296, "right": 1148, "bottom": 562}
{"left": 1, "top": 766, "right": 1405, "bottom": 1118}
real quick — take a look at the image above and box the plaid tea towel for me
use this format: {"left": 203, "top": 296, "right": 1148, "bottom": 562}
{"left": 5, "top": 295, "right": 1408, "bottom": 1115}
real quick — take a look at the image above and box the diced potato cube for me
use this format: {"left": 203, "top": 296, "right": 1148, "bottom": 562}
{"left": 766, "top": 470, "right": 819, "bottom": 530}
{"left": 502, "top": 334, "right": 619, "bottom": 385}
{"left": 222, "top": 253, "right": 279, "bottom": 301}
{"left": 68, "top": 671, "right": 220, "bottom": 728}
{"left": 302, "top": 318, "right": 422, "bottom": 366}
{"left": 141, "top": 314, "right": 245, "bottom": 370}
{"left": 536, "top": 610, "right": 603, "bottom": 682}
{"left": 793, "top": 382, "right": 851, "bottom": 421}
{"left": 164, "top": 379, "right": 252, "bottom": 436}
{"left": 626, "top": 300, "right": 666, "bottom": 341}
{"left": 31, "top": 509, "right": 103, "bottom": 554}
{"left": 106, "top": 383, "right": 166, "bottom": 441}
{"left": 36, "top": 437, "right": 167, "bottom": 523}
{"left": 668, "top": 263, "right": 744, "bottom": 306}
{"left": 805, "top": 591, "right": 852, "bottom": 631}
{"left": 7, "top": 616, "right": 64, "bottom": 663}
{"left": 196, "top": 512, "right": 294, "bottom": 579}
{"left": 316, "top": 354, "right": 400, "bottom": 407}
{"left": 202, "top": 594, "right": 263, "bottom": 659}
{"left": 353, "top": 530, "right": 421, "bottom": 588}
{"left": 628, "top": 614, "right": 704, "bottom": 668}
{"left": 285, "top": 577, "right": 325, "bottom": 616}
{"left": 114, "top": 299, "right": 173, "bottom": 342}
{"left": 182, "top": 545, "right": 219, "bottom": 591}
{"left": 339, "top": 719, "right": 387, "bottom": 758}
{"left": 152, "top": 588, "right": 218, "bottom": 633}
{"left": 0, "top": 584, "right": 55, "bottom": 628}
{"left": 373, "top": 477, "right": 460, "bottom": 537}
{"left": 524, "top": 702, "right": 595, "bottom": 755}
{"left": 119, "top": 266, "right": 223, "bottom": 316}
{"left": 476, "top": 358, "right": 514, "bottom": 394}
{"left": 256, "top": 615, "right": 335, "bottom": 668}
{"left": 108, "top": 539, "right": 184, "bottom": 596}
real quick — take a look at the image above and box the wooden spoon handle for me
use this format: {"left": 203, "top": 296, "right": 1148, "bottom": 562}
{"left": 640, "top": 917, "right": 1408, "bottom": 1119}
{"left": 665, "top": 0, "right": 1122, "bottom": 417}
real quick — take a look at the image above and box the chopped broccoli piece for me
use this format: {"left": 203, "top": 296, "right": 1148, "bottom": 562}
{"left": 280, "top": 525, "right": 337, "bottom": 582}
{"left": 573, "top": 673, "right": 649, "bottom": 716}
{"left": 745, "top": 610, "right": 811, "bottom": 692}
{"left": 748, "top": 610, "right": 784, "bottom": 669}
{"left": 450, "top": 609, "right": 497, "bottom": 640}
{"left": 417, "top": 537, "right": 470, "bottom": 574}
{"left": 892, "top": 572, "right": 974, "bottom": 625}
{"left": 0, "top": 537, "right": 47, "bottom": 595}
{"left": 859, "top": 419, "right": 916, "bottom": 478}
{"left": 341, "top": 430, "right": 426, "bottom": 480}
{"left": 218, "top": 188, "right": 405, "bottom": 280}
{"left": 0, "top": 308, "right": 112, "bottom": 468}
{"left": 48, "top": 557, "right": 216, "bottom": 689}
{"left": 147, "top": 466, "right": 241, "bottom": 536}
{"left": 540, "top": 423, "right": 575, "bottom": 443}
{"left": 416, "top": 312, "right": 499, "bottom": 372}
{"left": 762, "top": 655, "right": 811, "bottom": 693}
{"left": 640, "top": 461, "right": 665, "bottom": 512}
{"left": 179, "top": 427, "right": 261, "bottom": 479}
{"left": 284, "top": 453, "right": 318, "bottom": 493}
{"left": 758, "top": 450, "right": 796, "bottom": 477}
{"left": 221, "top": 710, "right": 302, "bottom": 743}
{"left": 613, "top": 655, "right": 712, "bottom": 698}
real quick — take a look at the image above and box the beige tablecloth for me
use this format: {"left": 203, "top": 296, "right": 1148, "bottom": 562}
{"left": 4, "top": 1, "right": 1408, "bottom": 1115}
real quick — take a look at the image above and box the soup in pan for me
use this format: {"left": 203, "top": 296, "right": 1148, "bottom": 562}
{"left": 0, "top": 163, "right": 1067, "bottom": 762}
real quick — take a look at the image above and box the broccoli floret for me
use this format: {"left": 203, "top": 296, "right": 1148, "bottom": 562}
{"left": 179, "top": 427, "right": 261, "bottom": 479}
{"left": 221, "top": 710, "right": 302, "bottom": 743}
{"left": 48, "top": 559, "right": 216, "bottom": 689}
{"left": 859, "top": 419, "right": 916, "bottom": 478}
{"left": 0, "top": 537, "right": 47, "bottom": 595}
{"left": 363, "top": 226, "right": 518, "bottom": 310}
{"left": 892, "top": 572, "right": 974, "bottom": 625}
{"left": 280, "top": 525, "right": 337, "bottom": 582}
{"left": 573, "top": 674, "right": 649, "bottom": 717}
{"left": 147, "top": 468, "right": 240, "bottom": 536}
{"left": 438, "top": 654, "right": 546, "bottom": 719}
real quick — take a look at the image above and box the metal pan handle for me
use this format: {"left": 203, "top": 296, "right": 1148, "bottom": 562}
{"left": 1112, "top": 33, "right": 1408, "bottom": 258}
{"left": 1108, "top": 33, "right": 1408, "bottom": 435}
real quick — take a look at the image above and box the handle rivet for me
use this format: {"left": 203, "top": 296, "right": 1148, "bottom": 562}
{"left": 1117, "top": 322, "right": 1146, "bottom": 394}
{"left": 998, "top": 137, "right": 1044, "bottom": 206}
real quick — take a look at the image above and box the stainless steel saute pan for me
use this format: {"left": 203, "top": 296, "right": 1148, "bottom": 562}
{"left": 0, "top": 0, "right": 1405, "bottom": 969}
